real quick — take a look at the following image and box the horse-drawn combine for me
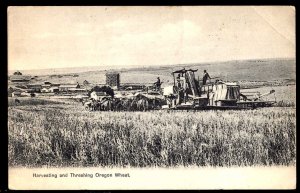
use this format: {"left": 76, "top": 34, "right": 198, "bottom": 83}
{"left": 82, "top": 90, "right": 165, "bottom": 111}
{"left": 82, "top": 68, "right": 276, "bottom": 111}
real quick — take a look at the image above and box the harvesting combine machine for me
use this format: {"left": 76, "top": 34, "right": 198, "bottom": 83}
{"left": 82, "top": 67, "right": 276, "bottom": 111}
{"left": 162, "top": 68, "right": 276, "bottom": 110}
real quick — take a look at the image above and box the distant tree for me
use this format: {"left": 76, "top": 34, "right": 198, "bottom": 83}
{"left": 13, "top": 71, "right": 22, "bottom": 75}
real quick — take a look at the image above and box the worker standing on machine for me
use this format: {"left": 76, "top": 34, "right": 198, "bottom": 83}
{"left": 203, "top": 70, "right": 211, "bottom": 85}
{"left": 155, "top": 77, "right": 161, "bottom": 91}
{"left": 176, "top": 73, "right": 182, "bottom": 88}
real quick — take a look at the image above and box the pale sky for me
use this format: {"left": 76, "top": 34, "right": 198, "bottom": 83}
{"left": 8, "top": 6, "right": 295, "bottom": 71}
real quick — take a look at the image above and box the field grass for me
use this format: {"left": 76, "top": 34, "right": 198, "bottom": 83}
{"left": 8, "top": 97, "right": 67, "bottom": 106}
{"left": 8, "top": 101, "right": 296, "bottom": 167}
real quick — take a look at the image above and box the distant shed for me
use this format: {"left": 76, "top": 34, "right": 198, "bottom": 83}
{"left": 41, "top": 88, "right": 50, "bottom": 93}
{"left": 59, "top": 84, "right": 80, "bottom": 92}
{"left": 51, "top": 83, "right": 61, "bottom": 87}
{"left": 27, "top": 84, "right": 42, "bottom": 92}
{"left": 69, "top": 88, "right": 86, "bottom": 93}
{"left": 12, "top": 91, "right": 22, "bottom": 97}
{"left": 49, "top": 87, "right": 59, "bottom": 93}
{"left": 106, "top": 72, "right": 120, "bottom": 89}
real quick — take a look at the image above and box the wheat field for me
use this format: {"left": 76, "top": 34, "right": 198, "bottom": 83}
{"left": 8, "top": 98, "right": 296, "bottom": 167}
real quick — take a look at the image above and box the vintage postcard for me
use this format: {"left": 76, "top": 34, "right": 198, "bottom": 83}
{"left": 8, "top": 6, "right": 296, "bottom": 190}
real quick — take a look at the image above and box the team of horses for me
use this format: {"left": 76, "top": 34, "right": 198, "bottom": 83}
{"left": 81, "top": 94, "right": 164, "bottom": 112}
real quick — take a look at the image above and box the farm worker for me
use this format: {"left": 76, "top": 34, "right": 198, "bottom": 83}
{"left": 176, "top": 74, "right": 182, "bottom": 88}
{"left": 203, "top": 70, "right": 211, "bottom": 85}
{"left": 177, "top": 79, "right": 182, "bottom": 88}
{"left": 155, "top": 77, "right": 161, "bottom": 91}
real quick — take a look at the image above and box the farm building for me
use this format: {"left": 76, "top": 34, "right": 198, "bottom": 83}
{"left": 21, "top": 92, "right": 31, "bottom": 97}
{"left": 24, "top": 89, "right": 35, "bottom": 93}
{"left": 49, "top": 87, "right": 59, "bottom": 93}
{"left": 59, "top": 84, "right": 80, "bottom": 92}
{"left": 41, "top": 88, "right": 50, "bottom": 93}
{"left": 15, "top": 85, "right": 27, "bottom": 89}
{"left": 90, "top": 91, "right": 107, "bottom": 101}
{"left": 106, "top": 72, "right": 120, "bottom": 89}
{"left": 51, "top": 83, "right": 61, "bottom": 87}
{"left": 68, "top": 88, "right": 87, "bottom": 93}
{"left": 42, "top": 84, "right": 51, "bottom": 89}
{"left": 27, "top": 84, "right": 42, "bottom": 92}
{"left": 41, "top": 83, "right": 60, "bottom": 89}
{"left": 12, "top": 91, "right": 22, "bottom": 97}
{"left": 10, "top": 75, "right": 31, "bottom": 82}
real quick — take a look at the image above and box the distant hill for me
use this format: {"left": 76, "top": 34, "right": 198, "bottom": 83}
{"left": 122, "top": 58, "right": 296, "bottom": 82}
{"left": 13, "top": 58, "right": 296, "bottom": 86}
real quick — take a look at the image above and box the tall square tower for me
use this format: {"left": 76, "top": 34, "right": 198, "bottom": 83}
{"left": 106, "top": 72, "right": 120, "bottom": 89}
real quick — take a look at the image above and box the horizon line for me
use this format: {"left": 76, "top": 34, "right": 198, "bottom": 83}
{"left": 8, "top": 57, "right": 295, "bottom": 72}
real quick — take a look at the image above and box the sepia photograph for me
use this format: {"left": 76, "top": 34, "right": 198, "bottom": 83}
{"left": 7, "top": 6, "right": 296, "bottom": 190}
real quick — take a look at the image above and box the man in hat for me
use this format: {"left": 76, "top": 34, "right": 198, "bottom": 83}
{"left": 203, "top": 70, "right": 211, "bottom": 85}
{"left": 155, "top": 77, "right": 161, "bottom": 91}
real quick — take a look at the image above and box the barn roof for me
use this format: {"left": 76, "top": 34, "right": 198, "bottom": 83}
{"left": 27, "top": 84, "right": 42, "bottom": 88}
{"left": 51, "top": 83, "right": 61, "bottom": 86}
{"left": 59, "top": 84, "right": 79, "bottom": 88}
{"left": 69, "top": 88, "right": 86, "bottom": 91}
{"left": 27, "top": 84, "right": 42, "bottom": 86}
